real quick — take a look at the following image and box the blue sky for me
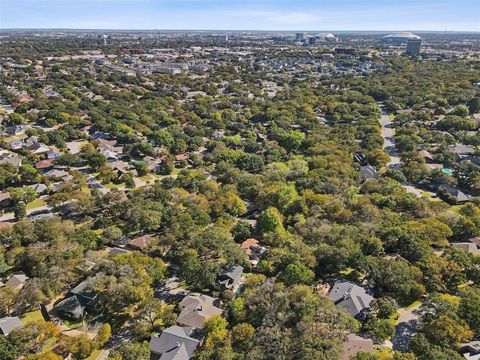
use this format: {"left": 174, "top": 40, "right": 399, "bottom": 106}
{"left": 1, "top": 0, "right": 479, "bottom": 31}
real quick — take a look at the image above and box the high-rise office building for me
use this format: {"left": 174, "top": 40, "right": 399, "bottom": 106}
{"left": 406, "top": 39, "right": 422, "bottom": 55}
{"left": 296, "top": 32, "right": 305, "bottom": 41}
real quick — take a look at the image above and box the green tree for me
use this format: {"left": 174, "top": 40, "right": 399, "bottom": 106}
{"left": 0, "top": 335, "right": 19, "bottom": 360}
{"left": 25, "top": 352, "right": 62, "bottom": 360}
{"left": 123, "top": 173, "right": 136, "bottom": 189}
{"left": 94, "top": 323, "right": 111, "bottom": 348}
{"left": 278, "top": 262, "right": 315, "bottom": 286}
{"left": 458, "top": 289, "right": 480, "bottom": 332}
{"left": 19, "top": 164, "right": 41, "bottom": 184}
{"left": 109, "top": 341, "right": 150, "bottom": 360}
{"left": 231, "top": 323, "right": 255, "bottom": 352}
{"left": 363, "top": 318, "right": 395, "bottom": 341}
{"left": 257, "top": 207, "right": 285, "bottom": 235}
{"left": 135, "top": 298, "right": 176, "bottom": 330}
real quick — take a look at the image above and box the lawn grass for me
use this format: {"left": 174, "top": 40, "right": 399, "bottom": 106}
{"left": 86, "top": 349, "right": 103, "bottom": 360}
{"left": 63, "top": 319, "right": 83, "bottom": 329}
{"left": 440, "top": 293, "right": 460, "bottom": 306}
{"left": 405, "top": 300, "right": 421, "bottom": 310}
{"left": 26, "top": 198, "right": 46, "bottom": 210}
{"left": 20, "top": 310, "right": 44, "bottom": 324}
{"left": 339, "top": 267, "right": 354, "bottom": 276}
{"left": 42, "top": 337, "right": 58, "bottom": 352}
{"left": 140, "top": 174, "right": 153, "bottom": 181}
{"left": 388, "top": 311, "right": 400, "bottom": 322}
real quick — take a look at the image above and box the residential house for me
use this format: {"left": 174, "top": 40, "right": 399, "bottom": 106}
{"left": 419, "top": 149, "right": 435, "bottom": 163}
{"left": 149, "top": 325, "right": 203, "bottom": 360}
{"left": 0, "top": 192, "right": 12, "bottom": 208}
{"left": 44, "top": 169, "right": 69, "bottom": 179}
{"left": 359, "top": 165, "right": 379, "bottom": 180}
{"left": 98, "top": 143, "right": 122, "bottom": 160}
{"left": 28, "top": 183, "right": 48, "bottom": 195}
{"left": 241, "top": 238, "right": 267, "bottom": 266}
{"left": 107, "top": 160, "right": 134, "bottom": 177}
{"left": 9, "top": 140, "right": 23, "bottom": 150}
{"left": 450, "top": 144, "right": 480, "bottom": 166}
{"left": 0, "top": 222, "right": 12, "bottom": 231}
{"left": 0, "top": 316, "right": 23, "bottom": 336}
{"left": 108, "top": 247, "right": 132, "bottom": 257}
{"left": 0, "top": 152, "right": 22, "bottom": 168}
{"left": 213, "top": 130, "right": 225, "bottom": 139}
{"left": 452, "top": 242, "right": 480, "bottom": 256}
{"left": 216, "top": 265, "right": 243, "bottom": 291}
{"left": 24, "top": 135, "right": 40, "bottom": 149}
{"left": 29, "top": 142, "right": 51, "bottom": 156}
{"left": 175, "top": 154, "right": 189, "bottom": 166}
{"left": 329, "top": 280, "right": 373, "bottom": 320}
{"left": 91, "top": 131, "right": 111, "bottom": 141}
{"left": 256, "top": 133, "right": 268, "bottom": 143}
{"left": 35, "top": 159, "right": 55, "bottom": 171}
{"left": 17, "top": 95, "right": 32, "bottom": 104}
{"left": 177, "top": 294, "right": 223, "bottom": 329}
{"left": 353, "top": 153, "right": 368, "bottom": 166}
{"left": 467, "top": 237, "right": 480, "bottom": 247}
{"left": 340, "top": 334, "right": 374, "bottom": 360}
{"left": 68, "top": 277, "right": 100, "bottom": 312}
{"left": 143, "top": 156, "right": 162, "bottom": 172}
{"left": 96, "top": 138, "right": 117, "bottom": 147}
{"left": 6, "top": 124, "right": 30, "bottom": 136}
{"left": 4, "top": 272, "right": 29, "bottom": 291}
{"left": 460, "top": 341, "right": 480, "bottom": 360}
{"left": 53, "top": 295, "right": 85, "bottom": 320}
{"left": 47, "top": 147, "right": 61, "bottom": 159}
{"left": 438, "top": 184, "right": 471, "bottom": 204}
{"left": 66, "top": 141, "right": 85, "bottom": 155}
{"left": 127, "top": 234, "right": 155, "bottom": 251}
{"left": 54, "top": 277, "right": 101, "bottom": 319}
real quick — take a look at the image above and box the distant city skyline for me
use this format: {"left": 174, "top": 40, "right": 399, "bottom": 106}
{"left": 1, "top": 0, "right": 479, "bottom": 32}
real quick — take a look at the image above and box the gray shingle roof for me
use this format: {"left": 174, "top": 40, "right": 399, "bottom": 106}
{"left": 329, "top": 281, "right": 373, "bottom": 317}
{"left": 0, "top": 316, "right": 23, "bottom": 335}
{"left": 53, "top": 295, "right": 85, "bottom": 320}
{"left": 149, "top": 325, "right": 202, "bottom": 360}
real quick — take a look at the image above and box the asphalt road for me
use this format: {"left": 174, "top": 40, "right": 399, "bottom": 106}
{"left": 379, "top": 111, "right": 401, "bottom": 169}
{"left": 0, "top": 204, "right": 51, "bottom": 223}
{"left": 378, "top": 106, "right": 436, "bottom": 198}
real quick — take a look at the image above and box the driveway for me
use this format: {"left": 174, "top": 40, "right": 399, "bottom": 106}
{"left": 392, "top": 303, "right": 421, "bottom": 352}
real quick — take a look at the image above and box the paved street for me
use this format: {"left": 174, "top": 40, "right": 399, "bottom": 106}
{"left": 378, "top": 105, "right": 436, "bottom": 198}
{"left": 0, "top": 204, "right": 51, "bottom": 223}
{"left": 379, "top": 110, "right": 401, "bottom": 168}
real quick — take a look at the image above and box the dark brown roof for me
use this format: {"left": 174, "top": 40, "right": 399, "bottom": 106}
{"left": 128, "top": 234, "right": 155, "bottom": 250}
